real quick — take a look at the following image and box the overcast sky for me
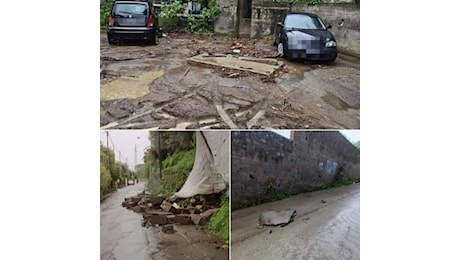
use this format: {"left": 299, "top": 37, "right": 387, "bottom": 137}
{"left": 272, "top": 130, "right": 360, "bottom": 144}
{"left": 100, "top": 130, "right": 150, "bottom": 170}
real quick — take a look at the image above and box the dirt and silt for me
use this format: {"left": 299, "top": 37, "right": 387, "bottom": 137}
{"left": 100, "top": 32, "right": 360, "bottom": 129}
{"left": 100, "top": 182, "right": 228, "bottom": 260}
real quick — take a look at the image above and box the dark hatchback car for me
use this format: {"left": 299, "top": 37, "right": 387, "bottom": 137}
{"left": 274, "top": 12, "right": 337, "bottom": 62}
{"left": 107, "top": 0, "right": 159, "bottom": 45}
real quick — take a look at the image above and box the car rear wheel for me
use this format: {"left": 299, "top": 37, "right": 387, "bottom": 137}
{"left": 150, "top": 30, "right": 158, "bottom": 45}
{"left": 108, "top": 34, "right": 116, "bottom": 45}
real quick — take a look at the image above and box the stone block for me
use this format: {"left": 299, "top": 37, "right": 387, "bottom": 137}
{"left": 174, "top": 214, "right": 192, "bottom": 225}
{"left": 130, "top": 196, "right": 142, "bottom": 204}
{"left": 150, "top": 214, "right": 168, "bottom": 225}
{"left": 160, "top": 200, "right": 172, "bottom": 212}
{"left": 166, "top": 215, "right": 176, "bottom": 224}
{"left": 161, "top": 224, "right": 175, "bottom": 234}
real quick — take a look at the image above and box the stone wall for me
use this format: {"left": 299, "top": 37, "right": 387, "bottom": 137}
{"left": 215, "top": 0, "right": 360, "bottom": 57}
{"left": 231, "top": 131, "right": 359, "bottom": 208}
{"left": 214, "top": 0, "right": 238, "bottom": 35}
{"left": 291, "top": 3, "right": 360, "bottom": 57}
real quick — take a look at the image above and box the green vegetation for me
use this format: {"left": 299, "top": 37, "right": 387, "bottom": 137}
{"left": 273, "top": 0, "right": 323, "bottom": 5}
{"left": 270, "top": 192, "right": 292, "bottom": 201}
{"left": 208, "top": 194, "right": 229, "bottom": 242}
{"left": 264, "top": 181, "right": 276, "bottom": 193}
{"left": 261, "top": 35, "right": 274, "bottom": 41}
{"left": 100, "top": 164, "right": 112, "bottom": 197}
{"left": 159, "top": 149, "right": 195, "bottom": 196}
{"left": 160, "top": 0, "right": 219, "bottom": 33}
{"left": 354, "top": 141, "right": 360, "bottom": 150}
{"left": 100, "top": 142, "right": 134, "bottom": 198}
{"left": 160, "top": 0, "right": 186, "bottom": 30}
{"left": 100, "top": 0, "right": 115, "bottom": 28}
{"left": 143, "top": 132, "right": 196, "bottom": 196}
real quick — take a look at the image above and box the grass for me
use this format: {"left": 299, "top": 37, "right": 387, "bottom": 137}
{"left": 208, "top": 194, "right": 229, "bottom": 242}
{"left": 158, "top": 149, "right": 195, "bottom": 196}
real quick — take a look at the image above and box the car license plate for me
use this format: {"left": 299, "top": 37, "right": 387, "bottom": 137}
{"left": 306, "top": 48, "right": 320, "bottom": 54}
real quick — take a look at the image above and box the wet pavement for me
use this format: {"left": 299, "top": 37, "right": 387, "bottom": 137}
{"left": 100, "top": 33, "right": 359, "bottom": 129}
{"left": 100, "top": 182, "right": 228, "bottom": 260}
{"left": 231, "top": 184, "right": 360, "bottom": 260}
{"left": 100, "top": 182, "right": 154, "bottom": 260}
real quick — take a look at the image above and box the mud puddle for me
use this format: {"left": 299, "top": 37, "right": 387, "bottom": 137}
{"left": 101, "top": 70, "right": 164, "bottom": 101}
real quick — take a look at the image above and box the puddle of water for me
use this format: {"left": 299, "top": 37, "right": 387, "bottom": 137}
{"left": 101, "top": 70, "right": 164, "bottom": 101}
{"left": 321, "top": 92, "right": 350, "bottom": 111}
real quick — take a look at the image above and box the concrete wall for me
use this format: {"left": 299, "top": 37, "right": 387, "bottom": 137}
{"left": 291, "top": 3, "right": 360, "bottom": 57}
{"left": 231, "top": 131, "right": 360, "bottom": 208}
{"left": 214, "top": 0, "right": 238, "bottom": 35}
{"left": 215, "top": 0, "right": 360, "bottom": 57}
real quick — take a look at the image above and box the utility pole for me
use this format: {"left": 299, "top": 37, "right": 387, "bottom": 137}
{"left": 134, "top": 144, "right": 137, "bottom": 171}
{"left": 106, "top": 131, "right": 109, "bottom": 169}
{"left": 158, "top": 132, "right": 163, "bottom": 180}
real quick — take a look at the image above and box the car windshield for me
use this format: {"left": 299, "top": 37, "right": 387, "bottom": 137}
{"left": 284, "top": 14, "right": 326, "bottom": 30}
{"left": 114, "top": 3, "right": 148, "bottom": 15}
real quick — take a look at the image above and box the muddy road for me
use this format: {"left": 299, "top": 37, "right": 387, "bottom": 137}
{"left": 100, "top": 32, "right": 359, "bottom": 129}
{"left": 231, "top": 184, "right": 360, "bottom": 260}
{"left": 100, "top": 182, "right": 228, "bottom": 260}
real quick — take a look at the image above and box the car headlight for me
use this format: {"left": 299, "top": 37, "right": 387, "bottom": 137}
{"left": 325, "top": 40, "right": 336, "bottom": 47}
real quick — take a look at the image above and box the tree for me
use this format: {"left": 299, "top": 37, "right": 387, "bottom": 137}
{"left": 148, "top": 131, "right": 195, "bottom": 161}
{"left": 100, "top": 143, "right": 120, "bottom": 187}
{"left": 100, "top": 164, "right": 112, "bottom": 197}
{"left": 354, "top": 141, "right": 360, "bottom": 150}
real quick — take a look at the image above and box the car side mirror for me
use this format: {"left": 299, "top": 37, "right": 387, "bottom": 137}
{"left": 277, "top": 22, "right": 284, "bottom": 27}
{"left": 327, "top": 24, "right": 332, "bottom": 29}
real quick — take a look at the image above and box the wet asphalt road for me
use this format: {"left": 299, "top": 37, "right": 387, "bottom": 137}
{"left": 231, "top": 183, "right": 360, "bottom": 260}
{"left": 100, "top": 182, "right": 155, "bottom": 260}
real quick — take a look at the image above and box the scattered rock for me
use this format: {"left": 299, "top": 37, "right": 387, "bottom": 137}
{"left": 161, "top": 224, "right": 175, "bottom": 234}
{"left": 122, "top": 192, "right": 225, "bottom": 228}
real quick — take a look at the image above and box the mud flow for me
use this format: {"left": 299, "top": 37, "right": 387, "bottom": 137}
{"left": 100, "top": 32, "right": 360, "bottom": 129}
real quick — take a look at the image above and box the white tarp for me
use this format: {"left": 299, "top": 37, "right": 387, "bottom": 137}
{"left": 171, "top": 131, "right": 229, "bottom": 199}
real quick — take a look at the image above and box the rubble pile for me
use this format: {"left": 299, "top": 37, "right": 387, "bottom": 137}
{"left": 122, "top": 191, "right": 222, "bottom": 228}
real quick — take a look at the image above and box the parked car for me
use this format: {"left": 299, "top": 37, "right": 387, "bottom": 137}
{"left": 128, "top": 179, "right": 134, "bottom": 185}
{"left": 106, "top": 0, "right": 159, "bottom": 45}
{"left": 274, "top": 12, "right": 337, "bottom": 62}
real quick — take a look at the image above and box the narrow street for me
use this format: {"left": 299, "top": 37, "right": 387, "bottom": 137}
{"left": 100, "top": 182, "right": 228, "bottom": 260}
{"left": 231, "top": 184, "right": 360, "bottom": 260}
{"left": 100, "top": 182, "right": 155, "bottom": 260}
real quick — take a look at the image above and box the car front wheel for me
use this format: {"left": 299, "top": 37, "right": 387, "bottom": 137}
{"left": 277, "top": 42, "right": 285, "bottom": 58}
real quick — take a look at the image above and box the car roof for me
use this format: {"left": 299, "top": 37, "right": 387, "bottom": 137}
{"left": 285, "top": 12, "right": 319, "bottom": 18}
{"left": 114, "top": 0, "right": 150, "bottom": 3}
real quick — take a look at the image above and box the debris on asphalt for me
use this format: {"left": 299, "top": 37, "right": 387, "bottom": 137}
{"left": 321, "top": 200, "right": 326, "bottom": 203}
{"left": 187, "top": 54, "right": 282, "bottom": 77}
{"left": 123, "top": 192, "right": 223, "bottom": 228}
{"left": 258, "top": 209, "right": 297, "bottom": 227}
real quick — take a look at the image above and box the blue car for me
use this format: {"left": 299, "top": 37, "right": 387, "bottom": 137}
{"left": 274, "top": 12, "right": 337, "bottom": 62}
